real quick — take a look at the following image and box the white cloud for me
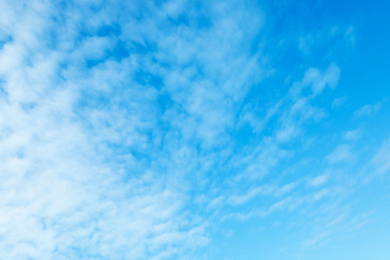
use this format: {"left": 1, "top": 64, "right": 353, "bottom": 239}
{"left": 227, "top": 186, "right": 264, "bottom": 205}
{"left": 327, "top": 144, "right": 353, "bottom": 164}
{"left": 345, "top": 25, "right": 356, "bottom": 48}
{"left": 354, "top": 102, "right": 383, "bottom": 118}
{"left": 331, "top": 96, "right": 346, "bottom": 108}
{"left": 276, "top": 97, "right": 326, "bottom": 143}
{"left": 344, "top": 129, "right": 361, "bottom": 141}
{"left": 2, "top": 0, "right": 385, "bottom": 259}
{"left": 0, "top": 0, "right": 274, "bottom": 258}
{"left": 309, "top": 174, "right": 329, "bottom": 187}
{"left": 372, "top": 137, "right": 390, "bottom": 175}
{"left": 238, "top": 101, "right": 282, "bottom": 134}
{"left": 301, "top": 64, "right": 340, "bottom": 96}
{"left": 274, "top": 182, "right": 299, "bottom": 196}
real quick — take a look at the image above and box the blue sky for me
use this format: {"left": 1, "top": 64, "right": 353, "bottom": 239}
{"left": 0, "top": 0, "right": 389, "bottom": 259}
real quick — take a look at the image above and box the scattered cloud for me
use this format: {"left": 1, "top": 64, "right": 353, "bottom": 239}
{"left": 354, "top": 101, "right": 383, "bottom": 118}
{"left": 372, "top": 137, "right": 390, "bottom": 175}
{"left": 327, "top": 144, "right": 354, "bottom": 164}
{"left": 344, "top": 129, "right": 362, "bottom": 141}
{"left": 331, "top": 96, "right": 347, "bottom": 108}
{"left": 227, "top": 186, "right": 264, "bottom": 206}
{"left": 309, "top": 174, "right": 329, "bottom": 187}
{"left": 1, "top": 0, "right": 389, "bottom": 259}
{"left": 301, "top": 64, "right": 340, "bottom": 96}
{"left": 345, "top": 25, "right": 356, "bottom": 48}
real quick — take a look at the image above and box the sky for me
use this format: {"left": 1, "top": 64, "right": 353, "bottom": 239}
{"left": 0, "top": 0, "right": 389, "bottom": 259}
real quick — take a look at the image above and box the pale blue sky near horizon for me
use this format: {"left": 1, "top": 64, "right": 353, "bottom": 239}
{"left": 0, "top": 0, "right": 389, "bottom": 259}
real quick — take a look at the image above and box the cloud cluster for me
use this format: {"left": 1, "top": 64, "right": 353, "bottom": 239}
{"left": 1, "top": 0, "right": 389, "bottom": 259}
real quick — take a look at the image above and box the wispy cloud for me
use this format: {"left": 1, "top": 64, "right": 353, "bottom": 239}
{"left": 1, "top": 0, "right": 389, "bottom": 259}
{"left": 309, "top": 174, "right": 329, "bottom": 187}
{"left": 354, "top": 101, "right": 383, "bottom": 118}
{"left": 331, "top": 96, "right": 346, "bottom": 108}
{"left": 327, "top": 144, "right": 354, "bottom": 164}
{"left": 344, "top": 129, "right": 362, "bottom": 141}
{"left": 1, "top": 0, "right": 257, "bottom": 258}
{"left": 371, "top": 136, "right": 390, "bottom": 175}
{"left": 301, "top": 64, "right": 340, "bottom": 96}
